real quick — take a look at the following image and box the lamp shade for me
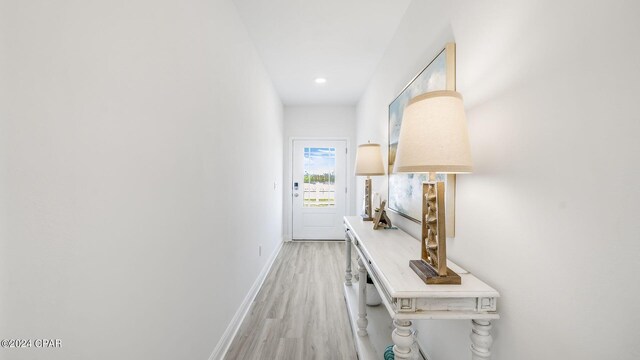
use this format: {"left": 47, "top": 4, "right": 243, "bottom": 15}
{"left": 393, "top": 90, "right": 472, "bottom": 174}
{"left": 355, "top": 143, "right": 385, "bottom": 176}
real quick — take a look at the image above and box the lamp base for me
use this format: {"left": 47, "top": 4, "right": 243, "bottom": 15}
{"left": 361, "top": 214, "right": 374, "bottom": 221}
{"left": 409, "top": 259, "right": 461, "bottom": 285}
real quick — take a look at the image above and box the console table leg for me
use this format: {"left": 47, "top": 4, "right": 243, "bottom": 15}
{"left": 392, "top": 319, "right": 415, "bottom": 360}
{"left": 345, "top": 232, "right": 352, "bottom": 286}
{"left": 356, "top": 257, "right": 368, "bottom": 336}
{"left": 470, "top": 319, "right": 493, "bottom": 360}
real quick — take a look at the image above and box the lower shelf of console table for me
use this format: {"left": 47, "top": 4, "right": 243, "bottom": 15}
{"left": 344, "top": 282, "right": 426, "bottom": 360}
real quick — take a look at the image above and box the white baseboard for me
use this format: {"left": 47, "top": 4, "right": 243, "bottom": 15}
{"left": 207, "top": 240, "right": 284, "bottom": 360}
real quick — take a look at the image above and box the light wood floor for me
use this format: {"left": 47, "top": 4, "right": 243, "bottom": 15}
{"left": 224, "top": 241, "right": 357, "bottom": 360}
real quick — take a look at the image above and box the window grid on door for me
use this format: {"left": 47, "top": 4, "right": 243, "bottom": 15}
{"left": 303, "top": 147, "right": 336, "bottom": 207}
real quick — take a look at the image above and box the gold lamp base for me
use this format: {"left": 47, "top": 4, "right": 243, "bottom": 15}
{"left": 412, "top": 177, "right": 462, "bottom": 285}
{"left": 361, "top": 178, "right": 373, "bottom": 221}
{"left": 409, "top": 260, "right": 460, "bottom": 285}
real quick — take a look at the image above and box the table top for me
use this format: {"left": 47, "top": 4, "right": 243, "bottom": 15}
{"left": 344, "top": 216, "right": 500, "bottom": 299}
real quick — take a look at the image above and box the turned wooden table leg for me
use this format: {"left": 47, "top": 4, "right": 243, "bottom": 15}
{"left": 470, "top": 319, "right": 493, "bottom": 360}
{"left": 357, "top": 256, "right": 368, "bottom": 336}
{"left": 392, "top": 319, "right": 415, "bottom": 359}
{"left": 345, "top": 232, "right": 352, "bottom": 286}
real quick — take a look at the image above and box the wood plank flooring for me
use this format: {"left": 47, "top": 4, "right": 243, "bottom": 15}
{"left": 224, "top": 241, "right": 357, "bottom": 360}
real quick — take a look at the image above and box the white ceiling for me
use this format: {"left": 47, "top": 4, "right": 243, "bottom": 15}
{"left": 232, "top": 0, "right": 412, "bottom": 105}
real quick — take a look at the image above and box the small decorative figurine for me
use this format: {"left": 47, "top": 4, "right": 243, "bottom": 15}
{"left": 373, "top": 200, "right": 392, "bottom": 230}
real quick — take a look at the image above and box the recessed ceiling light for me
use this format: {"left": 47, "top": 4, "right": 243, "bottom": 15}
{"left": 315, "top": 77, "right": 327, "bottom": 84}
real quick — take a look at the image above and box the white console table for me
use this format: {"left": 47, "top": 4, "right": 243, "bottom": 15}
{"left": 342, "top": 216, "right": 500, "bottom": 360}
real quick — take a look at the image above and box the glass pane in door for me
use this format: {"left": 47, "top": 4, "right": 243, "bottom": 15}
{"left": 303, "top": 147, "right": 336, "bottom": 207}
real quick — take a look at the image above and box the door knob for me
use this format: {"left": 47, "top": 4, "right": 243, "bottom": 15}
{"left": 294, "top": 193, "right": 299, "bottom": 197}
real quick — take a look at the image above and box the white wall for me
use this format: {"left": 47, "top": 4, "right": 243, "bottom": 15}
{"left": 0, "top": 1, "right": 283, "bottom": 359}
{"left": 357, "top": 0, "right": 640, "bottom": 359}
{"left": 283, "top": 106, "right": 356, "bottom": 240}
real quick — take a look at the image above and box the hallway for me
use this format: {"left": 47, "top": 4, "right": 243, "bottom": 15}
{"left": 225, "top": 242, "right": 356, "bottom": 359}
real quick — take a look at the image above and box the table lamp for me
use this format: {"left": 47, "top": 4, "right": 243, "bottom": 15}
{"left": 355, "top": 142, "right": 385, "bottom": 221}
{"left": 393, "top": 90, "right": 472, "bottom": 284}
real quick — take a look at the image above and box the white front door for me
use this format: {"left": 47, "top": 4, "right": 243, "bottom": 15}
{"left": 292, "top": 140, "right": 347, "bottom": 240}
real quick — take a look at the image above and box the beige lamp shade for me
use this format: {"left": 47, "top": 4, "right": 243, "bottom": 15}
{"left": 355, "top": 143, "right": 385, "bottom": 176}
{"left": 393, "top": 90, "right": 472, "bottom": 174}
